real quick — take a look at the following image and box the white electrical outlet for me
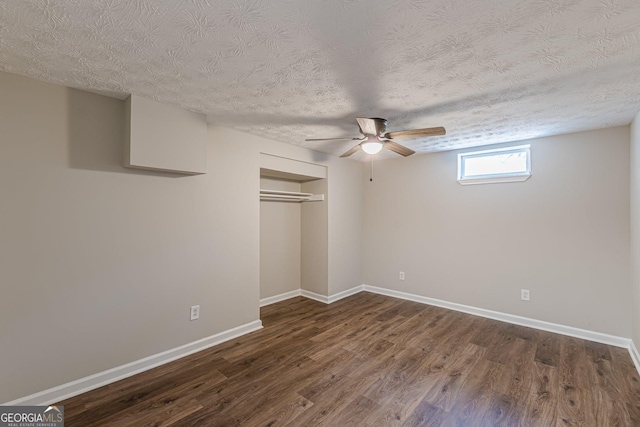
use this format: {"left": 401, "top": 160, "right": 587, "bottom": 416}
{"left": 190, "top": 305, "right": 200, "bottom": 321}
{"left": 521, "top": 289, "right": 530, "bottom": 301}
{"left": 399, "top": 271, "right": 405, "bottom": 280}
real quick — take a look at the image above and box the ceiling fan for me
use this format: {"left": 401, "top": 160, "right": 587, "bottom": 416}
{"left": 306, "top": 117, "right": 446, "bottom": 157}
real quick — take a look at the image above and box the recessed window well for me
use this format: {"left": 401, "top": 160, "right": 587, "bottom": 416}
{"left": 457, "top": 144, "right": 531, "bottom": 185}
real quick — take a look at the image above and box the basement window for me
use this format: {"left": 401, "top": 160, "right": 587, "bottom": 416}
{"left": 457, "top": 144, "right": 531, "bottom": 185}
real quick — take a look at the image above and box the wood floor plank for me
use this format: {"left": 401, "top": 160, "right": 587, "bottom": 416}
{"left": 323, "top": 394, "right": 379, "bottom": 426}
{"left": 499, "top": 338, "right": 536, "bottom": 401}
{"left": 286, "top": 368, "right": 378, "bottom": 426}
{"left": 422, "top": 342, "right": 487, "bottom": 412}
{"left": 402, "top": 399, "right": 446, "bottom": 427}
{"left": 469, "top": 318, "right": 504, "bottom": 348}
{"left": 56, "top": 294, "right": 640, "bottom": 426}
{"left": 519, "top": 361, "right": 558, "bottom": 426}
{"left": 443, "top": 358, "right": 506, "bottom": 426}
{"left": 341, "top": 314, "right": 412, "bottom": 356}
{"left": 609, "top": 346, "right": 640, "bottom": 402}
{"left": 246, "top": 392, "right": 312, "bottom": 427}
{"left": 534, "top": 331, "right": 562, "bottom": 367}
{"left": 625, "top": 401, "right": 640, "bottom": 425}
{"left": 505, "top": 322, "right": 540, "bottom": 342}
{"left": 383, "top": 304, "right": 441, "bottom": 347}
{"left": 436, "top": 313, "right": 484, "bottom": 355}
{"left": 362, "top": 346, "right": 427, "bottom": 406}
{"left": 394, "top": 299, "right": 431, "bottom": 319}
{"left": 485, "top": 326, "right": 523, "bottom": 365}
{"left": 298, "top": 372, "right": 346, "bottom": 403}
{"left": 102, "top": 396, "right": 202, "bottom": 427}
{"left": 479, "top": 392, "right": 522, "bottom": 426}
{"left": 363, "top": 346, "right": 451, "bottom": 426}
{"left": 556, "top": 336, "right": 596, "bottom": 426}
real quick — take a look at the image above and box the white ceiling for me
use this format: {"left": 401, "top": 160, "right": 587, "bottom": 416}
{"left": 2, "top": 0, "right": 640, "bottom": 160}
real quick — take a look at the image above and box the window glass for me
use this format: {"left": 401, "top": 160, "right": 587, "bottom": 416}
{"left": 458, "top": 145, "right": 531, "bottom": 184}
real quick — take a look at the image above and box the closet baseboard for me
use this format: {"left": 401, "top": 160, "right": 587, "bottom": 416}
{"left": 260, "top": 287, "right": 365, "bottom": 307}
{"left": 300, "top": 286, "right": 364, "bottom": 304}
{"left": 300, "top": 289, "right": 330, "bottom": 304}
{"left": 259, "top": 290, "right": 302, "bottom": 307}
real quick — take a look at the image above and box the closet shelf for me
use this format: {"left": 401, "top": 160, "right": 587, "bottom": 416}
{"left": 259, "top": 189, "right": 324, "bottom": 202}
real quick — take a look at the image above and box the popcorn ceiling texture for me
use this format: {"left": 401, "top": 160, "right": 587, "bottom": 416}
{"left": 1, "top": 0, "right": 639, "bottom": 159}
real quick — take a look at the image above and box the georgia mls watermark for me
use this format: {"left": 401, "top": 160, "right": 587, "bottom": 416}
{"left": 0, "top": 406, "right": 63, "bottom": 427}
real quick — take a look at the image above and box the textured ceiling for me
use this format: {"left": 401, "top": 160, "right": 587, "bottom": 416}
{"left": 1, "top": 0, "right": 640, "bottom": 160}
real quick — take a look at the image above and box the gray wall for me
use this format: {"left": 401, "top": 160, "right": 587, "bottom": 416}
{"left": 0, "top": 71, "right": 363, "bottom": 403}
{"left": 327, "top": 157, "right": 364, "bottom": 295}
{"left": 362, "top": 127, "right": 631, "bottom": 337}
{"left": 301, "top": 178, "right": 329, "bottom": 295}
{"left": 631, "top": 111, "right": 640, "bottom": 347}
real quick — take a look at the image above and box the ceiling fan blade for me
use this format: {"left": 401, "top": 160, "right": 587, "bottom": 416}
{"left": 384, "top": 126, "right": 446, "bottom": 140}
{"left": 305, "top": 137, "right": 358, "bottom": 142}
{"left": 356, "top": 117, "right": 387, "bottom": 136}
{"left": 340, "top": 144, "right": 362, "bottom": 158}
{"left": 384, "top": 140, "right": 415, "bottom": 157}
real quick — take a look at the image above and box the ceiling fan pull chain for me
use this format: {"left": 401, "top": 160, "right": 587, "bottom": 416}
{"left": 370, "top": 155, "right": 374, "bottom": 182}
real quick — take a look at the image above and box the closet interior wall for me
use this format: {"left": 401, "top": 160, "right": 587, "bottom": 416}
{"left": 260, "top": 177, "right": 301, "bottom": 300}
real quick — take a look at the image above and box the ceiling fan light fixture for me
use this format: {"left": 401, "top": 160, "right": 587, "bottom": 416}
{"left": 361, "top": 141, "right": 383, "bottom": 155}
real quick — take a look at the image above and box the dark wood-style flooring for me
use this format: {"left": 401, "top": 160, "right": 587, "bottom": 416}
{"left": 58, "top": 292, "right": 640, "bottom": 426}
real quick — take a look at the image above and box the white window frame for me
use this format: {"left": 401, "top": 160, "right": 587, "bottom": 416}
{"left": 457, "top": 144, "right": 531, "bottom": 185}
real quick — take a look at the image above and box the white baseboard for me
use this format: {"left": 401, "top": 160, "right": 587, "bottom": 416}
{"left": 361, "top": 284, "right": 631, "bottom": 349}
{"left": 328, "top": 285, "right": 364, "bottom": 303}
{"left": 261, "top": 287, "right": 364, "bottom": 307}
{"left": 300, "top": 285, "right": 364, "bottom": 304}
{"left": 300, "top": 289, "right": 330, "bottom": 304}
{"left": 3, "top": 320, "right": 263, "bottom": 406}
{"left": 260, "top": 289, "right": 301, "bottom": 307}
{"left": 630, "top": 340, "right": 640, "bottom": 374}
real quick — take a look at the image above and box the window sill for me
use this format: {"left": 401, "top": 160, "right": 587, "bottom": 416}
{"left": 457, "top": 173, "right": 531, "bottom": 186}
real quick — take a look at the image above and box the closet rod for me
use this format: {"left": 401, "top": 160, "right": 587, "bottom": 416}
{"left": 259, "top": 189, "right": 313, "bottom": 197}
{"left": 260, "top": 194, "right": 310, "bottom": 201}
{"left": 259, "top": 189, "right": 324, "bottom": 202}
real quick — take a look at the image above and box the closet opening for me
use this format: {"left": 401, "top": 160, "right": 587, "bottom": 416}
{"left": 259, "top": 154, "right": 327, "bottom": 313}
